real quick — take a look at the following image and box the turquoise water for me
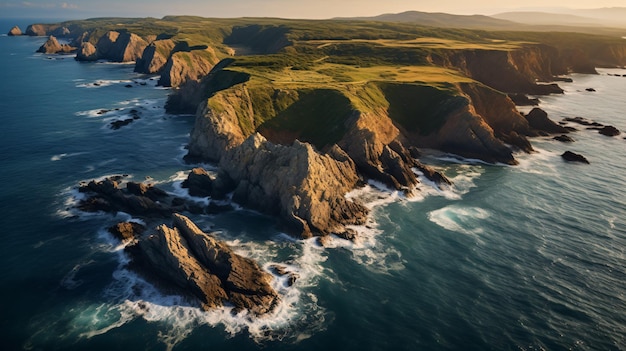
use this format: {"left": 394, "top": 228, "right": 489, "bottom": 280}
{"left": 1, "top": 20, "right": 625, "bottom": 351}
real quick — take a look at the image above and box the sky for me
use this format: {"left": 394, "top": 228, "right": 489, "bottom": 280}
{"left": 1, "top": 0, "right": 625, "bottom": 19}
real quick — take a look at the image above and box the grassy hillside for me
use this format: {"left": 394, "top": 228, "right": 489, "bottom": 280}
{"left": 43, "top": 15, "right": 626, "bottom": 149}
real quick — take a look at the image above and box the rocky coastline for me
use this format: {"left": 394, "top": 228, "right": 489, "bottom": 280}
{"left": 14, "top": 16, "right": 626, "bottom": 315}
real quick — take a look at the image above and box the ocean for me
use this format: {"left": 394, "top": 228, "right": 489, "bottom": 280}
{"left": 1, "top": 19, "right": 625, "bottom": 351}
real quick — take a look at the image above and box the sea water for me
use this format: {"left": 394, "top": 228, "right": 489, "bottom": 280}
{"left": 1, "top": 20, "right": 625, "bottom": 351}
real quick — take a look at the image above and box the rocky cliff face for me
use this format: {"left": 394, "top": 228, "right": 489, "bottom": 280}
{"left": 429, "top": 45, "right": 566, "bottom": 95}
{"left": 125, "top": 214, "right": 279, "bottom": 315}
{"left": 158, "top": 49, "right": 219, "bottom": 87}
{"left": 74, "top": 30, "right": 148, "bottom": 62}
{"left": 25, "top": 24, "right": 55, "bottom": 36}
{"left": 134, "top": 39, "right": 176, "bottom": 74}
{"left": 219, "top": 134, "right": 369, "bottom": 238}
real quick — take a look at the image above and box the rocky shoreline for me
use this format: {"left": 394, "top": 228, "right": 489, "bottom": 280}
{"left": 14, "top": 17, "right": 626, "bottom": 315}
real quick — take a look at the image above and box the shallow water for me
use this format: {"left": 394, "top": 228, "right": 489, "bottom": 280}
{"left": 1, "top": 20, "right": 625, "bottom": 351}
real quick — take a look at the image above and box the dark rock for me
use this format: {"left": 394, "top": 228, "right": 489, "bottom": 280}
{"left": 269, "top": 264, "right": 299, "bottom": 287}
{"left": 553, "top": 77, "right": 573, "bottom": 82}
{"left": 598, "top": 125, "right": 620, "bottom": 137}
{"left": 507, "top": 93, "right": 539, "bottom": 106}
{"left": 181, "top": 168, "right": 213, "bottom": 197}
{"left": 561, "top": 151, "right": 589, "bottom": 164}
{"left": 525, "top": 108, "right": 569, "bottom": 134}
{"left": 126, "top": 181, "right": 168, "bottom": 201}
{"left": 414, "top": 161, "right": 452, "bottom": 186}
{"left": 77, "top": 177, "right": 172, "bottom": 217}
{"left": 125, "top": 84, "right": 133, "bottom": 88}
{"left": 563, "top": 117, "right": 603, "bottom": 127}
{"left": 110, "top": 119, "right": 134, "bottom": 130}
{"left": 553, "top": 135, "right": 575, "bottom": 142}
{"left": 585, "top": 88, "right": 596, "bottom": 92}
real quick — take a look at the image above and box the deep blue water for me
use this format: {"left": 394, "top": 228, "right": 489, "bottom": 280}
{"left": 1, "top": 20, "right": 625, "bottom": 351}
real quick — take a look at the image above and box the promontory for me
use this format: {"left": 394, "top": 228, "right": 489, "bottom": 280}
{"left": 20, "top": 13, "right": 626, "bottom": 315}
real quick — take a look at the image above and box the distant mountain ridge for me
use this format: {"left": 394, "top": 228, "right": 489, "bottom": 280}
{"left": 333, "top": 10, "right": 519, "bottom": 29}
{"left": 493, "top": 7, "right": 626, "bottom": 28}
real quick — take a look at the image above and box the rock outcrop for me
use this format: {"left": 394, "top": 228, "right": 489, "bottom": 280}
{"left": 134, "top": 39, "right": 176, "bottom": 74}
{"left": 36, "top": 35, "right": 75, "bottom": 54}
{"left": 219, "top": 134, "right": 369, "bottom": 238}
{"left": 429, "top": 45, "right": 566, "bottom": 95}
{"left": 8, "top": 25, "right": 22, "bottom": 36}
{"left": 74, "top": 31, "right": 148, "bottom": 62}
{"left": 598, "top": 125, "right": 620, "bottom": 137}
{"left": 158, "top": 49, "right": 218, "bottom": 87}
{"left": 562, "top": 151, "right": 589, "bottom": 164}
{"left": 25, "top": 24, "right": 52, "bottom": 36}
{"left": 76, "top": 42, "right": 98, "bottom": 61}
{"left": 524, "top": 107, "right": 569, "bottom": 135}
{"left": 115, "top": 214, "right": 279, "bottom": 315}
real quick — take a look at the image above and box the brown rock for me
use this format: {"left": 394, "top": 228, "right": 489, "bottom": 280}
{"left": 125, "top": 214, "right": 279, "bottom": 314}
{"left": 76, "top": 42, "right": 98, "bottom": 61}
{"left": 218, "top": 134, "right": 369, "bottom": 237}
{"left": 36, "top": 35, "right": 75, "bottom": 54}
{"left": 25, "top": 24, "right": 50, "bottom": 36}
{"left": 158, "top": 49, "right": 218, "bottom": 87}
{"left": 8, "top": 25, "right": 22, "bottom": 36}
{"left": 108, "top": 222, "right": 145, "bottom": 242}
{"left": 135, "top": 39, "right": 176, "bottom": 74}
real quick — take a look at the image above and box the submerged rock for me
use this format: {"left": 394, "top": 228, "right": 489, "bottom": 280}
{"left": 598, "top": 125, "right": 620, "bottom": 137}
{"left": 553, "top": 135, "right": 575, "bottom": 143}
{"left": 561, "top": 151, "right": 589, "bottom": 164}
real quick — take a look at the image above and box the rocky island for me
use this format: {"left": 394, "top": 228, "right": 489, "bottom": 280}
{"left": 17, "top": 15, "right": 626, "bottom": 314}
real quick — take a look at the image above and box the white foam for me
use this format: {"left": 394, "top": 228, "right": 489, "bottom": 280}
{"left": 51, "top": 152, "right": 87, "bottom": 161}
{"left": 428, "top": 205, "right": 490, "bottom": 236}
{"left": 515, "top": 147, "right": 559, "bottom": 175}
{"left": 76, "top": 79, "right": 133, "bottom": 88}
{"left": 70, "top": 234, "right": 331, "bottom": 349}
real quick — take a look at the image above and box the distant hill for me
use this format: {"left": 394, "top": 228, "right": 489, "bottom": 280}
{"left": 333, "top": 11, "right": 520, "bottom": 30}
{"left": 493, "top": 12, "right": 600, "bottom": 27}
{"left": 494, "top": 8, "right": 626, "bottom": 28}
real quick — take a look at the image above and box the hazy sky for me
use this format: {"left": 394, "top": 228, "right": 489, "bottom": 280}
{"left": 1, "top": 0, "right": 625, "bottom": 19}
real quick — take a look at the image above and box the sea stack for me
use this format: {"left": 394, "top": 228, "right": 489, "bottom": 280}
{"left": 8, "top": 25, "right": 22, "bottom": 36}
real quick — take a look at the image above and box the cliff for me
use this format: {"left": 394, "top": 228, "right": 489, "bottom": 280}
{"left": 134, "top": 39, "right": 176, "bottom": 74}
{"left": 158, "top": 49, "right": 219, "bottom": 87}
{"left": 75, "top": 30, "right": 148, "bottom": 62}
